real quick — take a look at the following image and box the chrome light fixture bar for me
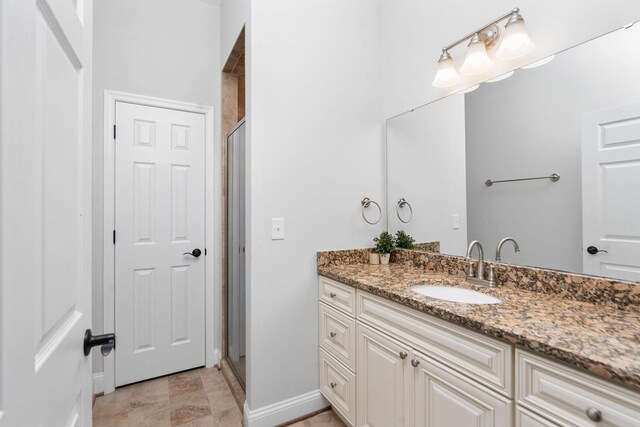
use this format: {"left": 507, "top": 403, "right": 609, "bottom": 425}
{"left": 432, "top": 7, "right": 535, "bottom": 88}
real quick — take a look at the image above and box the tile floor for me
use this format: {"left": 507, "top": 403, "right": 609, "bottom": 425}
{"left": 93, "top": 367, "right": 345, "bottom": 427}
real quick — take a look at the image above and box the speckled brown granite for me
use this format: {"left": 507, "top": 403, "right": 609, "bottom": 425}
{"left": 317, "top": 248, "right": 640, "bottom": 390}
{"left": 390, "top": 248, "right": 640, "bottom": 309}
{"left": 412, "top": 241, "right": 440, "bottom": 252}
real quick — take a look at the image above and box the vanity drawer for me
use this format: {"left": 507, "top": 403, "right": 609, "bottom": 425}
{"left": 516, "top": 407, "right": 555, "bottom": 427}
{"left": 517, "top": 350, "right": 640, "bottom": 426}
{"left": 319, "top": 276, "right": 356, "bottom": 316}
{"left": 356, "top": 290, "right": 513, "bottom": 397}
{"left": 319, "top": 302, "right": 356, "bottom": 371}
{"left": 320, "top": 348, "right": 356, "bottom": 426}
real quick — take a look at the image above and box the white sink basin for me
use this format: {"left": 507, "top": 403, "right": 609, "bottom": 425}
{"left": 411, "top": 285, "right": 502, "bottom": 304}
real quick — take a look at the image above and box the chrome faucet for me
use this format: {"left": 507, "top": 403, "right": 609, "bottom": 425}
{"left": 465, "top": 240, "right": 495, "bottom": 287}
{"left": 496, "top": 237, "right": 520, "bottom": 262}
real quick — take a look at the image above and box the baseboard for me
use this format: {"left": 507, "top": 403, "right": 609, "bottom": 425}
{"left": 243, "top": 390, "right": 328, "bottom": 427}
{"left": 93, "top": 372, "right": 104, "bottom": 395}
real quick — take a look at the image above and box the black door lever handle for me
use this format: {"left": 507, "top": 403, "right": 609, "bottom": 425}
{"left": 183, "top": 248, "right": 202, "bottom": 258}
{"left": 84, "top": 329, "right": 115, "bottom": 357}
{"left": 586, "top": 246, "right": 608, "bottom": 255}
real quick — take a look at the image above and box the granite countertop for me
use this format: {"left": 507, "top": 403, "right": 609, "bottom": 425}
{"left": 318, "top": 262, "right": 640, "bottom": 391}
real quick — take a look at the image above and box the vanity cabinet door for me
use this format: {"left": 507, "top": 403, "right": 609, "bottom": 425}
{"left": 357, "top": 323, "right": 413, "bottom": 427}
{"left": 414, "top": 351, "right": 513, "bottom": 427}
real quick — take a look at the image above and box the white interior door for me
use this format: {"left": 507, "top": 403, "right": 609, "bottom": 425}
{"left": 582, "top": 103, "right": 640, "bottom": 282}
{"left": 114, "top": 102, "right": 206, "bottom": 386}
{"left": 0, "top": 0, "right": 93, "bottom": 425}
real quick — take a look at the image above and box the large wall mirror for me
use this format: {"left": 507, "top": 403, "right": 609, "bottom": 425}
{"left": 386, "top": 22, "right": 640, "bottom": 282}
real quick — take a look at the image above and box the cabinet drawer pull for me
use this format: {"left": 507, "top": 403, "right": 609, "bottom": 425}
{"left": 329, "top": 292, "right": 337, "bottom": 298}
{"left": 330, "top": 331, "right": 337, "bottom": 338}
{"left": 411, "top": 359, "right": 420, "bottom": 367}
{"left": 399, "top": 351, "right": 408, "bottom": 360}
{"left": 586, "top": 407, "right": 602, "bottom": 422}
{"left": 330, "top": 382, "right": 337, "bottom": 389}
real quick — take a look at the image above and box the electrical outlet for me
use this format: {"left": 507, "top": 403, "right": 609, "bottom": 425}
{"left": 452, "top": 214, "right": 460, "bottom": 230}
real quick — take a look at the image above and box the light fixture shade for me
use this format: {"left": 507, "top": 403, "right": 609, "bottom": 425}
{"left": 460, "top": 37, "right": 493, "bottom": 75}
{"left": 496, "top": 20, "right": 535, "bottom": 59}
{"left": 432, "top": 53, "right": 461, "bottom": 88}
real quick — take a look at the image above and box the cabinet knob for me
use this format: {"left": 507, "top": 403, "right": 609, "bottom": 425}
{"left": 330, "top": 382, "right": 337, "bottom": 389}
{"left": 330, "top": 332, "right": 336, "bottom": 338}
{"left": 411, "top": 359, "right": 420, "bottom": 367}
{"left": 329, "top": 292, "right": 337, "bottom": 298}
{"left": 399, "top": 351, "right": 408, "bottom": 360}
{"left": 586, "top": 407, "right": 602, "bottom": 422}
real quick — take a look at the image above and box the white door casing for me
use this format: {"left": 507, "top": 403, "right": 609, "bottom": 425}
{"left": 0, "top": 0, "right": 93, "bottom": 425}
{"left": 582, "top": 103, "right": 640, "bottom": 281}
{"left": 114, "top": 102, "right": 207, "bottom": 386}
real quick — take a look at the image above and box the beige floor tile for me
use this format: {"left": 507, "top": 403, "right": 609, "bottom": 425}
{"left": 170, "top": 389, "right": 212, "bottom": 426}
{"left": 169, "top": 369, "right": 205, "bottom": 398}
{"left": 288, "top": 410, "right": 346, "bottom": 427}
{"left": 93, "top": 386, "right": 132, "bottom": 418}
{"left": 128, "top": 400, "right": 171, "bottom": 427}
{"left": 130, "top": 376, "right": 170, "bottom": 408}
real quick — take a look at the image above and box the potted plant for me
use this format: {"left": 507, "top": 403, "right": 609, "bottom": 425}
{"left": 395, "top": 230, "right": 416, "bottom": 250}
{"left": 373, "top": 231, "right": 396, "bottom": 265}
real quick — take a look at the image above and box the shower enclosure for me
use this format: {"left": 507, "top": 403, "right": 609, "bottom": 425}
{"left": 226, "top": 120, "right": 246, "bottom": 387}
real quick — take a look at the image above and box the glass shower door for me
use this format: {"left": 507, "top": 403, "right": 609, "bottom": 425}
{"left": 226, "top": 121, "right": 246, "bottom": 387}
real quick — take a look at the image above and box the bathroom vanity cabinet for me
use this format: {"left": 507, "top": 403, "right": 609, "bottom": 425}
{"left": 318, "top": 275, "right": 640, "bottom": 427}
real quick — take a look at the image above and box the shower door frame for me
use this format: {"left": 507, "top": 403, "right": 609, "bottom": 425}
{"left": 224, "top": 118, "right": 247, "bottom": 389}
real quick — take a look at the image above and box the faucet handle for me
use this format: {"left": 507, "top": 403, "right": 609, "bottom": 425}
{"left": 467, "top": 261, "right": 475, "bottom": 279}
{"left": 487, "top": 265, "right": 496, "bottom": 287}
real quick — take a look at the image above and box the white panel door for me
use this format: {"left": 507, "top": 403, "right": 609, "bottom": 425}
{"left": 413, "top": 352, "right": 512, "bottom": 427}
{"left": 115, "top": 102, "right": 206, "bottom": 386}
{"left": 0, "top": 0, "right": 93, "bottom": 425}
{"left": 582, "top": 103, "right": 640, "bottom": 281}
{"left": 357, "top": 324, "right": 413, "bottom": 427}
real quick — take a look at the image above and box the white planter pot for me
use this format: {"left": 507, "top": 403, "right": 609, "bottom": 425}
{"left": 380, "top": 253, "right": 391, "bottom": 265}
{"left": 369, "top": 253, "right": 380, "bottom": 265}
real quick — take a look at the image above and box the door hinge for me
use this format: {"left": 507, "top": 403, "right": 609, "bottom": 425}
{"left": 113, "top": 230, "right": 116, "bottom": 245}
{"left": 113, "top": 125, "right": 116, "bottom": 140}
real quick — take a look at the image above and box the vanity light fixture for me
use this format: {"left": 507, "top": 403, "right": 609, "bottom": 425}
{"left": 431, "top": 7, "right": 534, "bottom": 88}
{"left": 460, "top": 33, "right": 494, "bottom": 75}
{"left": 495, "top": 9, "right": 535, "bottom": 59}
{"left": 432, "top": 50, "right": 461, "bottom": 88}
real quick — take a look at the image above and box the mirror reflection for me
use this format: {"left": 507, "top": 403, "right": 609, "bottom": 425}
{"left": 387, "top": 23, "right": 640, "bottom": 282}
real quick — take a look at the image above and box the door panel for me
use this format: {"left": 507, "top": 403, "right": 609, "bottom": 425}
{"left": 414, "top": 351, "right": 512, "bottom": 427}
{"left": 582, "top": 103, "right": 640, "bottom": 281}
{"left": 115, "top": 102, "right": 206, "bottom": 386}
{"left": 0, "top": 0, "right": 93, "bottom": 425}
{"left": 357, "top": 324, "right": 413, "bottom": 427}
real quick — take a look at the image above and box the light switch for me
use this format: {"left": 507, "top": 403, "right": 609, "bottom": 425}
{"left": 272, "top": 218, "right": 285, "bottom": 240}
{"left": 452, "top": 214, "right": 460, "bottom": 230}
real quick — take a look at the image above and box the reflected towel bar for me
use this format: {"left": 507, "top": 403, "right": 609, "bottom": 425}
{"left": 485, "top": 173, "right": 560, "bottom": 187}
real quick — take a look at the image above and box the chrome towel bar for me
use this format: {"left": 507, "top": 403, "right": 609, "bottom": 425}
{"left": 485, "top": 173, "right": 560, "bottom": 187}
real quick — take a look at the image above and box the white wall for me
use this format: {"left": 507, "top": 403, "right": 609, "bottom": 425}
{"left": 465, "top": 24, "right": 640, "bottom": 271}
{"left": 91, "top": 0, "right": 221, "bottom": 375}
{"left": 245, "top": 0, "right": 385, "bottom": 419}
{"left": 387, "top": 95, "right": 468, "bottom": 255}
{"left": 383, "top": 0, "right": 640, "bottom": 119}
{"left": 220, "top": 0, "right": 249, "bottom": 63}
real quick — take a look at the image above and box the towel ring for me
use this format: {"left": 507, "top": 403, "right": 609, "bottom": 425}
{"left": 361, "top": 197, "right": 382, "bottom": 225}
{"left": 396, "top": 198, "right": 413, "bottom": 224}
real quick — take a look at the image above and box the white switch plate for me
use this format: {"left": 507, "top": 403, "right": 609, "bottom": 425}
{"left": 272, "top": 218, "right": 285, "bottom": 240}
{"left": 452, "top": 214, "right": 460, "bottom": 230}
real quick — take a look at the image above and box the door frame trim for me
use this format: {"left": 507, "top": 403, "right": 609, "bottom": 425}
{"left": 102, "top": 90, "right": 220, "bottom": 393}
